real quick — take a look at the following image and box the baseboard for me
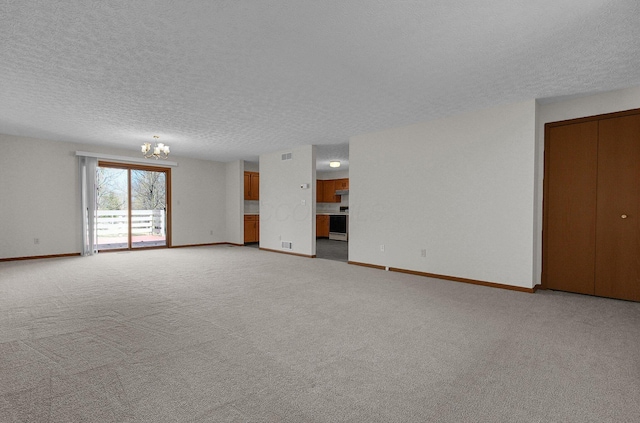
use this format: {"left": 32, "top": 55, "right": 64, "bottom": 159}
{"left": 259, "top": 247, "right": 315, "bottom": 258}
{"left": 348, "top": 261, "right": 386, "bottom": 270}
{"left": 170, "top": 242, "right": 232, "bottom": 248}
{"left": 348, "top": 261, "right": 536, "bottom": 293}
{"left": 0, "top": 252, "right": 81, "bottom": 262}
{"left": 0, "top": 243, "right": 249, "bottom": 261}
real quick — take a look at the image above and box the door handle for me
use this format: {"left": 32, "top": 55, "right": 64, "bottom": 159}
{"left": 621, "top": 214, "right": 628, "bottom": 219}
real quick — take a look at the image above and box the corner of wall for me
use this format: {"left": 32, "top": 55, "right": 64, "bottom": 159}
{"left": 259, "top": 145, "right": 316, "bottom": 256}
{"left": 225, "top": 160, "right": 244, "bottom": 244}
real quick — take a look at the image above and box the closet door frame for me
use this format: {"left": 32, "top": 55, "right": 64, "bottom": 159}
{"left": 542, "top": 107, "right": 640, "bottom": 291}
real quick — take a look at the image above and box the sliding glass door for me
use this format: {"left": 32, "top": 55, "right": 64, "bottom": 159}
{"left": 96, "top": 166, "right": 129, "bottom": 250}
{"left": 96, "top": 162, "right": 170, "bottom": 251}
{"left": 131, "top": 169, "right": 166, "bottom": 248}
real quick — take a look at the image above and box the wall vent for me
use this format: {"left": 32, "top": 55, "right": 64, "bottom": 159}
{"left": 281, "top": 152, "right": 292, "bottom": 161}
{"left": 281, "top": 241, "right": 292, "bottom": 249}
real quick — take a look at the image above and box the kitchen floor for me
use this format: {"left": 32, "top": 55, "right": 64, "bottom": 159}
{"left": 245, "top": 239, "right": 348, "bottom": 262}
{"left": 316, "top": 239, "right": 348, "bottom": 262}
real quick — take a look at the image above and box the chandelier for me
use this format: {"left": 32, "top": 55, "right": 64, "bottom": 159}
{"left": 141, "top": 135, "right": 170, "bottom": 159}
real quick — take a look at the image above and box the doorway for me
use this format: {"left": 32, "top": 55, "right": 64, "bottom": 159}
{"left": 96, "top": 161, "right": 171, "bottom": 251}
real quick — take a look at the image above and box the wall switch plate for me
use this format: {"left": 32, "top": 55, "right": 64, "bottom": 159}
{"left": 421, "top": 249, "right": 427, "bottom": 257}
{"left": 301, "top": 200, "right": 306, "bottom": 205}
{"left": 34, "top": 238, "right": 39, "bottom": 245}
{"left": 380, "top": 244, "right": 385, "bottom": 252}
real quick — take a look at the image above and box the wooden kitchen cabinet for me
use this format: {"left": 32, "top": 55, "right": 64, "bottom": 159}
{"left": 316, "top": 180, "right": 323, "bottom": 203}
{"left": 316, "top": 215, "right": 330, "bottom": 238}
{"left": 323, "top": 179, "right": 340, "bottom": 203}
{"left": 335, "top": 178, "right": 349, "bottom": 190}
{"left": 244, "top": 171, "right": 259, "bottom": 200}
{"left": 316, "top": 178, "right": 348, "bottom": 203}
{"left": 244, "top": 215, "right": 259, "bottom": 243}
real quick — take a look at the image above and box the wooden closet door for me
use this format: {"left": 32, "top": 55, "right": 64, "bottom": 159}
{"left": 595, "top": 114, "right": 640, "bottom": 301}
{"left": 544, "top": 121, "right": 598, "bottom": 294}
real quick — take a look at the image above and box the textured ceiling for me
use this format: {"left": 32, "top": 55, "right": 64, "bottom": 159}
{"left": 1, "top": 1, "right": 640, "bottom": 171}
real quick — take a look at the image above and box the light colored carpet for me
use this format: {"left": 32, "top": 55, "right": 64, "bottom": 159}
{"left": 1, "top": 246, "right": 639, "bottom": 422}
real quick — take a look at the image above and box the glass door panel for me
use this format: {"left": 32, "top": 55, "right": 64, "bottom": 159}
{"left": 96, "top": 167, "right": 129, "bottom": 250}
{"left": 131, "top": 169, "right": 166, "bottom": 248}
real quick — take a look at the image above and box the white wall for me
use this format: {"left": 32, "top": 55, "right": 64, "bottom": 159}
{"left": 317, "top": 170, "right": 349, "bottom": 180}
{"left": 0, "top": 134, "right": 231, "bottom": 259}
{"left": 0, "top": 135, "right": 80, "bottom": 258}
{"left": 533, "top": 85, "right": 640, "bottom": 286}
{"left": 260, "top": 145, "right": 316, "bottom": 256}
{"left": 225, "top": 160, "right": 244, "bottom": 244}
{"left": 244, "top": 161, "right": 259, "bottom": 172}
{"left": 170, "top": 156, "right": 227, "bottom": 246}
{"left": 349, "top": 100, "right": 537, "bottom": 288}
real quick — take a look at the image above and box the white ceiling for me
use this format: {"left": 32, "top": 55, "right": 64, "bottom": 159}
{"left": 1, "top": 1, "right": 640, "bottom": 171}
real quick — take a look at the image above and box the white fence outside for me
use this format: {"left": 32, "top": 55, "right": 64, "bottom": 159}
{"left": 97, "top": 210, "right": 165, "bottom": 236}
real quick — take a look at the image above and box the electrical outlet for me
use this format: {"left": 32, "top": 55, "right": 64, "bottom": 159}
{"left": 380, "top": 244, "right": 385, "bottom": 252}
{"left": 210, "top": 230, "right": 213, "bottom": 235}
{"left": 34, "top": 238, "right": 39, "bottom": 245}
{"left": 301, "top": 200, "right": 306, "bottom": 206}
{"left": 421, "top": 249, "right": 427, "bottom": 257}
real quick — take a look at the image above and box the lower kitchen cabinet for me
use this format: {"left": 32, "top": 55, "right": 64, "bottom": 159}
{"left": 244, "top": 215, "right": 259, "bottom": 243}
{"left": 316, "top": 215, "right": 329, "bottom": 238}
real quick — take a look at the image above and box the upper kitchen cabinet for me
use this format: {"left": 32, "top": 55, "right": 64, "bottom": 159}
{"left": 316, "top": 178, "right": 348, "bottom": 203}
{"left": 244, "top": 171, "right": 259, "bottom": 200}
{"left": 321, "top": 179, "right": 341, "bottom": 203}
{"left": 316, "top": 180, "right": 323, "bottom": 203}
{"left": 335, "top": 178, "right": 349, "bottom": 190}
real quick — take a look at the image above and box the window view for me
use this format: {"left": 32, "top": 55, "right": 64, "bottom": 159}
{"left": 131, "top": 169, "right": 166, "bottom": 248}
{"left": 96, "top": 164, "right": 169, "bottom": 250}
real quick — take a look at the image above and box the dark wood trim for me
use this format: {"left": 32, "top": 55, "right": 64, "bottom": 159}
{"left": 348, "top": 261, "right": 535, "bottom": 293}
{"left": 542, "top": 117, "right": 552, "bottom": 289}
{"left": 0, "top": 252, "right": 81, "bottom": 262}
{"left": 1, "top": 242, "right": 248, "bottom": 261}
{"left": 165, "top": 167, "right": 172, "bottom": 248}
{"left": 259, "top": 247, "right": 315, "bottom": 258}
{"left": 97, "top": 248, "right": 130, "bottom": 253}
{"left": 348, "top": 261, "right": 387, "bottom": 270}
{"left": 544, "top": 107, "right": 640, "bottom": 129}
{"left": 389, "top": 267, "right": 536, "bottom": 293}
{"left": 542, "top": 107, "right": 640, "bottom": 290}
{"left": 98, "top": 160, "right": 172, "bottom": 172}
{"left": 101, "top": 246, "right": 169, "bottom": 253}
{"left": 98, "top": 161, "right": 172, "bottom": 249}
{"left": 170, "top": 242, "right": 231, "bottom": 248}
